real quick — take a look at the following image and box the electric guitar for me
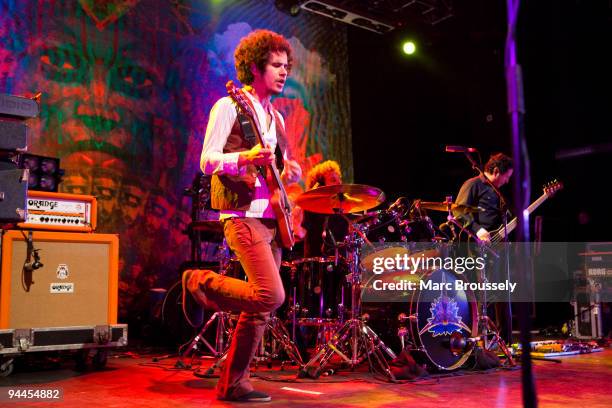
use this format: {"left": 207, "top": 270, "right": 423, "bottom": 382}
{"left": 226, "top": 80, "right": 295, "bottom": 249}
{"left": 490, "top": 180, "right": 563, "bottom": 243}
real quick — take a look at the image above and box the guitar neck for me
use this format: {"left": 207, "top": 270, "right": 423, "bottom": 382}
{"left": 493, "top": 191, "right": 550, "bottom": 242}
{"left": 245, "top": 114, "right": 287, "bottom": 197}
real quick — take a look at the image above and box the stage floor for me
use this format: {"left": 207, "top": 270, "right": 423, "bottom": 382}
{"left": 1, "top": 347, "right": 611, "bottom": 407}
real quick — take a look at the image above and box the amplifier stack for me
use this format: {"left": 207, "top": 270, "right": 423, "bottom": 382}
{"left": 0, "top": 93, "right": 37, "bottom": 224}
{"left": 0, "top": 93, "right": 125, "bottom": 375}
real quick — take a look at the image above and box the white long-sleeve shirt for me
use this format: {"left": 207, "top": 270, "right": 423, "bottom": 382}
{"left": 200, "top": 91, "right": 285, "bottom": 219}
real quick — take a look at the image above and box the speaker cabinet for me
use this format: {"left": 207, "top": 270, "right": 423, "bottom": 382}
{"left": 0, "top": 230, "right": 118, "bottom": 329}
{"left": 0, "top": 168, "right": 28, "bottom": 223}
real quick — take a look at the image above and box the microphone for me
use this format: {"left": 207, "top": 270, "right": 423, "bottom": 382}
{"left": 445, "top": 145, "right": 477, "bottom": 153}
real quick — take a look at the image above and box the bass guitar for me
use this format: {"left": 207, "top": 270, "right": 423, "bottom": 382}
{"left": 489, "top": 180, "right": 563, "bottom": 243}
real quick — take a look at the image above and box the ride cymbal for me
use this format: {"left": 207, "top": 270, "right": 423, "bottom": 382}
{"left": 418, "top": 201, "right": 483, "bottom": 214}
{"left": 296, "top": 184, "right": 386, "bottom": 214}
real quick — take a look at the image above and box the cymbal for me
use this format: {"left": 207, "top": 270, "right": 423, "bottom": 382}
{"left": 296, "top": 184, "right": 386, "bottom": 215}
{"left": 418, "top": 201, "right": 483, "bottom": 214}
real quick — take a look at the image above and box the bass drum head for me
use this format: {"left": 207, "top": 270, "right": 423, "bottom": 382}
{"left": 159, "top": 279, "right": 204, "bottom": 347}
{"left": 411, "top": 268, "right": 477, "bottom": 371}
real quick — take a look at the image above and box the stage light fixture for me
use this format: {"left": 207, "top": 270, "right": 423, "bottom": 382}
{"left": 299, "top": 1, "right": 394, "bottom": 34}
{"left": 402, "top": 41, "right": 416, "bottom": 55}
{"left": 275, "top": 0, "right": 302, "bottom": 17}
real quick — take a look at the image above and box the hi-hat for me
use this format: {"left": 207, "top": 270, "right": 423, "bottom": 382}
{"left": 418, "top": 201, "right": 483, "bottom": 214}
{"left": 296, "top": 184, "right": 386, "bottom": 214}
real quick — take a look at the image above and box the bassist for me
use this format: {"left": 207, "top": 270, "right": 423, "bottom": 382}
{"left": 455, "top": 153, "right": 513, "bottom": 243}
{"left": 455, "top": 152, "right": 513, "bottom": 344}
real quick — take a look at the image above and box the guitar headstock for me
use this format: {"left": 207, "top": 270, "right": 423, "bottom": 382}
{"left": 543, "top": 179, "right": 563, "bottom": 196}
{"left": 226, "top": 80, "right": 254, "bottom": 120}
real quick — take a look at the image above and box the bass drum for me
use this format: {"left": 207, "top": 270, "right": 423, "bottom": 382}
{"left": 409, "top": 268, "right": 478, "bottom": 371}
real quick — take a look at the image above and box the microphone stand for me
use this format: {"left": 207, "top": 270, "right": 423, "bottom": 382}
{"left": 505, "top": 1, "right": 537, "bottom": 406}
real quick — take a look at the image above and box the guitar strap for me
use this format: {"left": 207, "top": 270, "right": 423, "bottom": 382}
{"left": 235, "top": 105, "right": 288, "bottom": 174}
{"left": 272, "top": 110, "right": 288, "bottom": 173}
{"left": 236, "top": 109, "right": 266, "bottom": 179}
{"left": 236, "top": 111, "right": 258, "bottom": 148}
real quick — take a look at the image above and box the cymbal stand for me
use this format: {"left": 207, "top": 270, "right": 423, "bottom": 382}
{"left": 298, "top": 213, "right": 397, "bottom": 380}
{"left": 198, "top": 312, "right": 305, "bottom": 377}
{"left": 475, "top": 244, "right": 514, "bottom": 366}
{"left": 197, "top": 258, "right": 303, "bottom": 374}
{"left": 254, "top": 314, "right": 305, "bottom": 370}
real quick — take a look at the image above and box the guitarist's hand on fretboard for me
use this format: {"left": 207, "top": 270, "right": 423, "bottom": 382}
{"left": 238, "top": 144, "right": 275, "bottom": 167}
{"left": 476, "top": 227, "right": 491, "bottom": 244}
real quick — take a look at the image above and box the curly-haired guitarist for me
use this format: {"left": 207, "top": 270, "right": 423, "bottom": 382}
{"left": 186, "top": 29, "right": 301, "bottom": 403}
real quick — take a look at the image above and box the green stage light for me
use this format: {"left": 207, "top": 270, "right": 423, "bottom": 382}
{"left": 402, "top": 41, "right": 416, "bottom": 55}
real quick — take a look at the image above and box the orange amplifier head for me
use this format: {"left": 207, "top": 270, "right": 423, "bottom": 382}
{"left": 17, "top": 191, "right": 97, "bottom": 232}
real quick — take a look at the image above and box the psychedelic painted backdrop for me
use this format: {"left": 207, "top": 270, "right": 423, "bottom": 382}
{"left": 0, "top": 0, "right": 352, "bottom": 329}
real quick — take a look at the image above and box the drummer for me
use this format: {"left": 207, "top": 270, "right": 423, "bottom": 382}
{"left": 300, "top": 160, "right": 348, "bottom": 258}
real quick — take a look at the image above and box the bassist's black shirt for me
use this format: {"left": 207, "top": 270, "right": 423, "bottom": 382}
{"left": 455, "top": 175, "right": 504, "bottom": 233}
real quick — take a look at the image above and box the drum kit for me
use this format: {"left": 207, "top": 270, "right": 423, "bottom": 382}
{"left": 184, "top": 183, "right": 514, "bottom": 380}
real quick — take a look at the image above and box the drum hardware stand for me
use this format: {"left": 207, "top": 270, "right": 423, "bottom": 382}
{"left": 283, "top": 262, "right": 299, "bottom": 344}
{"left": 176, "top": 240, "right": 235, "bottom": 369}
{"left": 476, "top": 314, "right": 515, "bottom": 366}
{"left": 193, "top": 256, "right": 303, "bottom": 374}
{"left": 196, "top": 314, "right": 304, "bottom": 377}
{"left": 175, "top": 310, "right": 236, "bottom": 369}
{"left": 253, "top": 315, "right": 305, "bottom": 370}
{"left": 474, "top": 244, "right": 515, "bottom": 367}
{"left": 397, "top": 313, "right": 415, "bottom": 350}
{"left": 298, "top": 213, "right": 397, "bottom": 381}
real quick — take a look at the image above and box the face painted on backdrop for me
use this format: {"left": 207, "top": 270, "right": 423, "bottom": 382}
{"left": 27, "top": 3, "right": 170, "bottom": 236}
{"left": 145, "top": 188, "right": 176, "bottom": 233}
{"left": 119, "top": 178, "right": 148, "bottom": 226}
{"left": 272, "top": 77, "right": 311, "bottom": 172}
{"left": 0, "top": 14, "right": 19, "bottom": 90}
